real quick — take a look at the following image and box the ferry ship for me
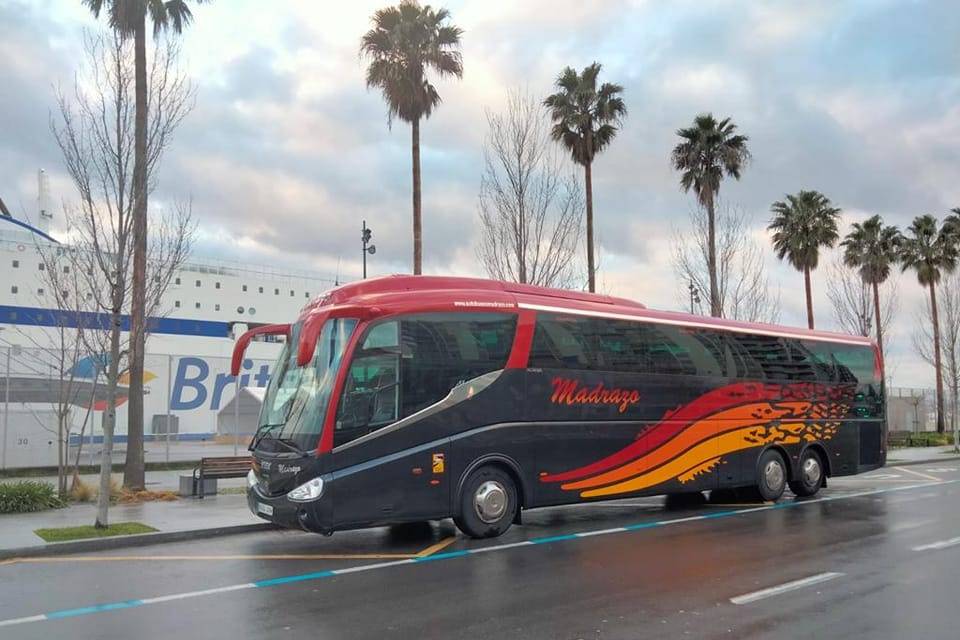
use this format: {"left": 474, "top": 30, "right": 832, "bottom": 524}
{"left": 0, "top": 178, "right": 337, "bottom": 468}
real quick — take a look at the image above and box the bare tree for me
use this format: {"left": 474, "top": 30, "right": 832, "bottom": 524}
{"left": 914, "top": 271, "right": 960, "bottom": 450}
{"left": 477, "top": 90, "right": 584, "bottom": 289}
{"left": 51, "top": 30, "right": 194, "bottom": 527}
{"left": 672, "top": 202, "right": 780, "bottom": 322}
{"left": 826, "top": 254, "right": 898, "bottom": 339}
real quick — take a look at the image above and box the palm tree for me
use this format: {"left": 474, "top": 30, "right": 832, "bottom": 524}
{"left": 768, "top": 190, "right": 841, "bottom": 330}
{"left": 544, "top": 63, "right": 626, "bottom": 293}
{"left": 900, "top": 214, "right": 959, "bottom": 433}
{"left": 361, "top": 1, "right": 463, "bottom": 275}
{"left": 840, "top": 215, "right": 900, "bottom": 355}
{"left": 671, "top": 114, "right": 750, "bottom": 317}
{"left": 84, "top": 0, "right": 207, "bottom": 492}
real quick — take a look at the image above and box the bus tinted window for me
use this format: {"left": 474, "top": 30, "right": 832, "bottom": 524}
{"left": 335, "top": 313, "right": 515, "bottom": 446}
{"left": 529, "top": 314, "right": 724, "bottom": 377}
{"left": 400, "top": 313, "right": 516, "bottom": 416}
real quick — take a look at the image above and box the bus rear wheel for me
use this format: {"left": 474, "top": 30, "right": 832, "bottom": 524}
{"left": 756, "top": 449, "right": 787, "bottom": 502}
{"left": 788, "top": 449, "right": 824, "bottom": 498}
{"left": 454, "top": 466, "right": 518, "bottom": 539}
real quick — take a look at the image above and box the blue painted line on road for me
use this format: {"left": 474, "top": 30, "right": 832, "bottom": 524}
{"left": 530, "top": 533, "right": 579, "bottom": 544}
{"left": 414, "top": 550, "right": 471, "bottom": 562}
{"left": 2, "top": 478, "right": 958, "bottom": 629}
{"left": 46, "top": 600, "right": 145, "bottom": 619}
{"left": 253, "top": 570, "right": 336, "bottom": 587}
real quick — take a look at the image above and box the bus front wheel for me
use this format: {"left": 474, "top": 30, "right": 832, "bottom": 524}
{"left": 454, "top": 466, "right": 518, "bottom": 539}
{"left": 788, "top": 449, "right": 824, "bottom": 498}
{"left": 756, "top": 449, "right": 787, "bottom": 502}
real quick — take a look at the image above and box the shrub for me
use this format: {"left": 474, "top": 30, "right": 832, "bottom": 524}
{"left": 69, "top": 477, "right": 95, "bottom": 502}
{"left": 0, "top": 481, "right": 66, "bottom": 514}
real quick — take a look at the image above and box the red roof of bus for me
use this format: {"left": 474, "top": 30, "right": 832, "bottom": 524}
{"left": 300, "top": 274, "right": 874, "bottom": 347}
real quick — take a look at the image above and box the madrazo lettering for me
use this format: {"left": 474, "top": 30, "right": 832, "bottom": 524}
{"left": 550, "top": 377, "right": 641, "bottom": 413}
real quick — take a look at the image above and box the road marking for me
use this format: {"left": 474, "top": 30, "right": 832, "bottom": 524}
{"left": 4, "top": 538, "right": 456, "bottom": 566}
{"left": 912, "top": 536, "right": 960, "bottom": 552}
{"left": 863, "top": 474, "right": 902, "bottom": 481}
{"left": 889, "top": 519, "right": 934, "bottom": 533}
{"left": 895, "top": 467, "right": 943, "bottom": 483}
{"left": 0, "top": 478, "right": 954, "bottom": 629}
{"left": 730, "top": 572, "right": 844, "bottom": 605}
{"left": 924, "top": 467, "right": 958, "bottom": 473}
{"left": 416, "top": 536, "right": 457, "bottom": 557}
{"left": 1, "top": 553, "right": 420, "bottom": 566}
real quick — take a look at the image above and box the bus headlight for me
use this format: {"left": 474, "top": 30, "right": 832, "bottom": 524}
{"left": 247, "top": 469, "right": 258, "bottom": 489}
{"left": 287, "top": 477, "right": 324, "bottom": 502}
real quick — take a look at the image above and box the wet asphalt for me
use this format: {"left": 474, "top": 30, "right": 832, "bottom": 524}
{"left": 2, "top": 464, "right": 959, "bottom": 640}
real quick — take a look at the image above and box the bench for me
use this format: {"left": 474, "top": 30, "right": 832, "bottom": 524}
{"left": 192, "top": 456, "right": 252, "bottom": 498}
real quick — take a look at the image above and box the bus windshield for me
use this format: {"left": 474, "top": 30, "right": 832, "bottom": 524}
{"left": 254, "top": 317, "right": 357, "bottom": 453}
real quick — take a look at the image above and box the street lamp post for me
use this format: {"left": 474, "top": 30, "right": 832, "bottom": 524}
{"left": 361, "top": 220, "right": 376, "bottom": 279}
{"left": 688, "top": 282, "right": 701, "bottom": 315}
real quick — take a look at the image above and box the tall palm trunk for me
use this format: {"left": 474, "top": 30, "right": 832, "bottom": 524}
{"left": 930, "top": 282, "right": 946, "bottom": 433}
{"left": 804, "top": 266, "right": 815, "bottom": 330}
{"left": 705, "top": 191, "right": 720, "bottom": 317}
{"left": 872, "top": 280, "right": 884, "bottom": 355}
{"left": 124, "top": 16, "right": 148, "bottom": 491}
{"left": 584, "top": 161, "right": 595, "bottom": 293}
{"left": 411, "top": 117, "right": 422, "bottom": 275}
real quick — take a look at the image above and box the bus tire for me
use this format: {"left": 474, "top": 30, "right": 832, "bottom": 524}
{"left": 756, "top": 449, "right": 787, "bottom": 502}
{"left": 454, "top": 466, "right": 518, "bottom": 539}
{"left": 788, "top": 449, "right": 824, "bottom": 497}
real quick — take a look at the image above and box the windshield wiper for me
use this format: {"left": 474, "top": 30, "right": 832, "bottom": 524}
{"left": 273, "top": 438, "right": 306, "bottom": 455}
{"left": 251, "top": 423, "right": 284, "bottom": 450}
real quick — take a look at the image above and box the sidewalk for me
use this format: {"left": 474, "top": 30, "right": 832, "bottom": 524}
{"left": 886, "top": 445, "right": 960, "bottom": 465}
{"left": 0, "top": 491, "right": 267, "bottom": 558}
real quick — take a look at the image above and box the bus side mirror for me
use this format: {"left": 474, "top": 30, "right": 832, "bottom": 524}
{"left": 231, "top": 323, "right": 290, "bottom": 376}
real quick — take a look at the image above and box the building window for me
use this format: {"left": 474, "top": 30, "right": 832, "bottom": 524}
{"left": 62, "top": 290, "right": 69, "bottom": 299}
{"left": 87, "top": 292, "right": 93, "bottom": 300}
{"left": 258, "top": 286, "right": 263, "bottom": 293}
{"left": 38, "top": 263, "right": 45, "bottom": 271}
{"left": 63, "top": 266, "right": 69, "bottom": 274}
{"left": 290, "top": 290, "right": 295, "bottom": 297}
{"left": 175, "top": 300, "right": 181, "bottom": 308}
{"left": 175, "top": 277, "right": 181, "bottom": 285}
{"left": 215, "top": 303, "right": 220, "bottom": 311}
{"left": 242, "top": 284, "right": 248, "bottom": 292}
{"left": 195, "top": 280, "right": 201, "bottom": 287}
{"left": 154, "top": 275, "right": 160, "bottom": 283}
{"left": 249, "top": 307, "right": 256, "bottom": 316}
{"left": 195, "top": 302, "right": 201, "bottom": 309}
{"left": 305, "top": 292, "right": 310, "bottom": 298}
{"left": 237, "top": 306, "right": 245, "bottom": 314}
{"left": 215, "top": 282, "right": 220, "bottom": 289}
{"left": 37, "top": 287, "right": 44, "bottom": 295}
{"left": 274, "top": 288, "right": 279, "bottom": 295}
{"left": 12, "top": 260, "right": 18, "bottom": 268}
{"left": 10, "top": 286, "right": 17, "bottom": 294}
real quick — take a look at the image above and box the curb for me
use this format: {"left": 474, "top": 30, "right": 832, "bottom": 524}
{"left": 885, "top": 454, "right": 960, "bottom": 467}
{"left": 0, "top": 522, "right": 277, "bottom": 561}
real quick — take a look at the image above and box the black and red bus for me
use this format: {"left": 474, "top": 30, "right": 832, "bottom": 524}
{"left": 234, "top": 275, "right": 885, "bottom": 538}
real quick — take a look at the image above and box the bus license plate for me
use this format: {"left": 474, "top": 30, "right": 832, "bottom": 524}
{"left": 257, "top": 503, "right": 274, "bottom": 516}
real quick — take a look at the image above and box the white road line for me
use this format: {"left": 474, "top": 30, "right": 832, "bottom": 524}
{"left": 730, "top": 572, "right": 844, "bottom": 605}
{"left": 894, "top": 467, "right": 943, "bottom": 483}
{"left": 889, "top": 519, "right": 935, "bottom": 533}
{"left": 331, "top": 559, "right": 416, "bottom": 575}
{"left": 139, "top": 583, "right": 255, "bottom": 605}
{"left": 912, "top": 536, "right": 960, "bottom": 552}
{"left": 575, "top": 527, "right": 628, "bottom": 537}
{"left": 0, "top": 615, "right": 46, "bottom": 628}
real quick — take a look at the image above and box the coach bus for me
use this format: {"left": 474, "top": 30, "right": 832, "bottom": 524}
{"left": 235, "top": 275, "right": 885, "bottom": 539}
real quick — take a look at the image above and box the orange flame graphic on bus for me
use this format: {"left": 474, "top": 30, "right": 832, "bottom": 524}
{"left": 540, "top": 382, "right": 852, "bottom": 498}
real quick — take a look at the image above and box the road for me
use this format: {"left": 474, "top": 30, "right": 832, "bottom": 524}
{"left": 2, "top": 464, "right": 959, "bottom": 639}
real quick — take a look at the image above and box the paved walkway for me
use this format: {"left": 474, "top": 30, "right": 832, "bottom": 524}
{"left": 886, "top": 445, "right": 960, "bottom": 464}
{"left": 0, "top": 490, "right": 260, "bottom": 551}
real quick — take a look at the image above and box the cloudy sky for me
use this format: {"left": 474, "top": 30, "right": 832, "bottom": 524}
{"left": 1, "top": 0, "right": 958, "bottom": 387}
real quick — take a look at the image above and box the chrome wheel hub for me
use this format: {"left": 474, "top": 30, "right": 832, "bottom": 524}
{"left": 802, "top": 457, "right": 821, "bottom": 486}
{"left": 474, "top": 480, "right": 508, "bottom": 523}
{"left": 764, "top": 460, "right": 785, "bottom": 490}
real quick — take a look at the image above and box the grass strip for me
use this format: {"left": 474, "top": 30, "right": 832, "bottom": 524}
{"left": 34, "top": 522, "right": 158, "bottom": 543}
